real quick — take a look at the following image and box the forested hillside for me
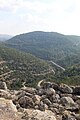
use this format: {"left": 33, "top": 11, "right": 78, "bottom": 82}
{"left": 67, "top": 35, "right": 80, "bottom": 50}
{"left": 5, "top": 31, "right": 80, "bottom": 67}
{"left": 0, "top": 44, "right": 54, "bottom": 89}
{"left": 3, "top": 31, "right": 80, "bottom": 86}
{"left": 54, "top": 64, "right": 80, "bottom": 85}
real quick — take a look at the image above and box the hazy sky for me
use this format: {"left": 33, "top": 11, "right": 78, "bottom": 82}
{"left": 0, "top": 0, "right": 80, "bottom": 35}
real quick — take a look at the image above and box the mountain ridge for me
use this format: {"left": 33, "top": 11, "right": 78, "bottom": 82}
{"left": 5, "top": 31, "right": 80, "bottom": 67}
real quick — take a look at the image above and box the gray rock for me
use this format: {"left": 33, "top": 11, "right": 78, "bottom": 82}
{"left": 18, "top": 96, "right": 34, "bottom": 108}
{"left": 60, "top": 97, "right": 79, "bottom": 112}
{"left": 41, "top": 95, "right": 47, "bottom": 100}
{"left": 17, "top": 91, "right": 32, "bottom": 100}
{"left": 38, "top": 101, "right": 46, "bottom": 111}
{"left": 52, "top": 82, "right": 59, "bottom": 91}
{"left": 42, "top": 98, "right": 52, "bottom": 106}
{"left": 76, "top": 99, "right": 80, "bottom": 106}
{"left": 60, "top": 94, "right": 72, "bottom": 98}
{"left": 61, "top": 97, "right": 75, "bottom": 106}
{"left": 0, "top": 98, "right": 21, "bottom": 120}
{"left": 49, "top": 103, "right": 60, "bottom": 109}
{"left": 73, "top": 86, "right": 80, "bottom": 95}
{"left": 25, "top": 109, "right": 57, "bottom": 120}
{"left": 37, "top": 88, "right": 45, "bottom": 96}
{"left": 50, "top": 94, "right": 60, "bottom": 103}
{"left": 74, "top": 114, "right": 80, "bottom": 120}
{"left": 21, "top": 87, "right": 36, "bottom": 94}
{"left": 59, "top": 83, "right": 73, "bottom": 94}
{"left": 17, "top": 91, "right": 26, "bottom": 99}
{"left": 72, "top": 95, "right": 80, "bottom": 101}
{"left": 45, "top": 88, "right": 56, "bottom": 96}
{"left": 0, "top": 81, "right": 7, "bottom": 90}
{"left": 49, "top": 107, "right": 60, "bottom": 114}
{"left": 42, "top": 82, "right": 53, "bottom": 89}
{"left": 32, "top": 95, "right": 41, "bottom": 105}
{"left": 62, "top": 114, "right": 76, "bottom": 120}
{"left": 0, "top": 89, "right": 11, "bottom": 99}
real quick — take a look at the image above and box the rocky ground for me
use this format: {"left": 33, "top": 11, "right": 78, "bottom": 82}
{"left": 0, "top": 81, "right": 80, "bottom": 120}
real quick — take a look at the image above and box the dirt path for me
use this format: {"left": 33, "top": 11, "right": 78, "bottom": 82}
{"left": 0, "top": 70, "right": 14, "bottom": 78}
{"left": 33, "top": 68, "right": 55, "bottom": 76}
{"left": 50, "top": 61, "right": 65, "bottom": 71}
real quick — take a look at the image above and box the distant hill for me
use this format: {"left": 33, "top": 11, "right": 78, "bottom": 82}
{"left": 5, "top": 31, "right": 80, "bottom": 67}
{"left": 0, "top": 34, "right": 12, "bottom": 41}
{"left": 0, "top": 44, "right": 54, "bottom": 89}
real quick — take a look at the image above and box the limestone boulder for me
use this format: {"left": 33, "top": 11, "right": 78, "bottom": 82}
{"left": 32, "top": 94, "right": 41, "bottom": 105}
{"left": 49, "top": 94, "right": 60, "bottom": 103}
{"left": 42, "top": 98, "right": 52, "bottom": 106}
{"left": 0, "top": 98, "right": 21, "bottom": 120}
{"left": 61, "top": 97, "right": 75, "bottom": 106}
{"left": 52, "top": 82, "right": 60, "bottom": 91}
{"left": 21, "top": 87, "right": 36, "bottom": 94}
{"left": 62, "top": 111, "right": 77, "bottom": 120}
{"left": 60, "top": 97, "right": 79, "bottom": 112}
{"left": 0, "top": 89, "right": 11, "bottom": 99}
{"left": 24, "top": 109, "right": 57, "bottom": 120}
{"left": 45, "top": 88, "right": 56, "bottom": 96}
{"left": 37, "top": 88, "right": 45, "bottom": 96}
{"left": 18, "top": 96, "right": 34, "bottom": 108}
{"left": 0, "top": 81, "right": 7, "bottom": 90}
{"left": 59, "top": 83, "right": 73, "bottom": 93}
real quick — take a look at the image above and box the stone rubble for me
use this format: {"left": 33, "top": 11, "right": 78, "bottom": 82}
{"left": 0, "top": 81, "right": 80, "bottom": 120}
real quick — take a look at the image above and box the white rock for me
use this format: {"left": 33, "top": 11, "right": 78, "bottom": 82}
{"left": 26, "top": 109, "right": 57, "bottom": 120}
{"left": 0, "top": 98, "right": 21, "bottom": 120}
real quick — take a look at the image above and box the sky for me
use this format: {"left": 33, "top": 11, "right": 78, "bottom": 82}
{"left": 0, "top": 0, "right": 80, "bottom": 35}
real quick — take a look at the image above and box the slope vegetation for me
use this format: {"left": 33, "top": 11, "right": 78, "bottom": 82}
{"left": 0, "top": 44, "right": 54, "bottom": 89}
{"left": 5, "top": 31, "right": 80, "bottom": 67}
{"left": 55, "top": 64, "right": 80, "bottom": 85}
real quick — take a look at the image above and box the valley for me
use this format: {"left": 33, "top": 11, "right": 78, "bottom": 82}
{"left": 1, "top": 0, "right": 80, "bottom": 119}
{"left": 0, "top": 31, "right": 80, "bottom": 87}
{"left": 5, "top": 31, "right": 80, "bottom": 67}
{"left": 0, "top": 31, "right": 80, "bottom": 120}
{"left": 0, "top": 44, "right": 54, "bottom": 89}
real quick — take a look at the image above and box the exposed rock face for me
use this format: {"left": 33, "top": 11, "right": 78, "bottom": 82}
{"left": 0, "top": 98, "right": 21, "bottom": 120}
{"left": 23, "top": 109, "right": 57, "bottom": 120}
{"left": 0, "top": 81, "right": 80, "bottom": 120}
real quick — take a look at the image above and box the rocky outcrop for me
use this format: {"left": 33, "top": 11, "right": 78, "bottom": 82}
{"left": 22, "top": 109, "right": 57, "bottom": 120}
{"left": 0, "top": 98, "right": 21, "bottom": 120}
{"left": 0, "top": 81, "right": 80, "bottom": 120}
{"left": 59, "top": 83, "right": 73, "bottom": 93}
{"left": 18, "top": 96, "right": 34, "bottom": 108}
